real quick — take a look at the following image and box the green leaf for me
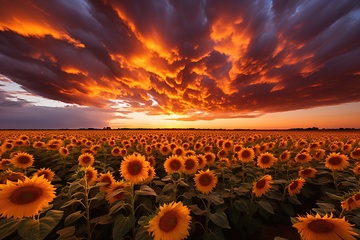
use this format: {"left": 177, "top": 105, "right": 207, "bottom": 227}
{"left": 134, "top": 226, "right": 153, "bottom": 240}
{"left": 189, "top": 204, "right": 207, "bottom": 216}
{"left": 0, "top": 218, "right": 22, "bottom": 239}
{"left": 138, "top": 215, "right": 151, "bottom": 227}
{"left": 90, "top": 214, "right": 113, "bottom": 225}
{"left": 108, "top": 201, "right": 131, "bottom": 215}
{"left": 282, "top": 203, "right": 294, "bottom": 217}
{"left": 208, "top": 210, "right": 231, "bottom": 229}
{"left": 56, "top": 226, "right": 78, "bottom": 240}
{"left": 135, "top": 185, "right": 157, "bottom": 197}
{"left": 64, "top": 211, "right": 85, "bottom": 226}
{"left": 18, "top": 218, "right": 39, "bottom": 240}
{"left": 89, "top": 191, "right": 105, "bottom": 201}
{"left": 258, "top": 199, "right": 274, "bottom": 214}
{"left": 112, "top": 214, "right": 136, "bottom": 240}
{"left": 162, "top": 183, "right": 174, "bottom": 192}
{"left": 234, "top": 200, "right": 250, "bottom": 214}
{"left": 61, "top": 198, "right": 83, "bottom": 209}
{"left": 39, "top": 210, "right": 64, "bottom": 239}
{"left": 326, "top": 192, "right": 343, "bottom": 200}
{"left": 209, "top": 192, "right": 224, "bottom": 205}
{"left": 287, "top": 196, "right": 302, "bottom": 205}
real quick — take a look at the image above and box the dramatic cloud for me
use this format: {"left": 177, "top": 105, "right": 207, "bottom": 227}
{"left": 0, "top": 0, "right": 360, "bottom": 125}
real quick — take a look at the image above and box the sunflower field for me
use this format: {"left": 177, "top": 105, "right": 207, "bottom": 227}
{"left": 1, "top": 129, "right": 360, "bottom": 240}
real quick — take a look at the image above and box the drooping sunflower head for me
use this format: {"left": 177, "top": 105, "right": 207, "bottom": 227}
{"left": 0, "top": 175, "right": 56, "bottom": 219}
{"left": 164, "top": 155, "right": 183, "bottom": 175}
{"left": 292, "top": 213, "right": 359, "bottom": 240}
{"left": 11, "top": 152, "right": 34, "bottom": 169}
{"left": 34, "top": 168, "right": 55, "bottom": 182}
{"left": 287, "top": 178, "right": 306, "bottom": 197}
{"left": 98, "top": 171, "right": 116, "bottom": 192}
{"left": 196, "top": 155, "right": 207, "bottom": 169}
{"left": 105, "top": 180, "right": 130, "bottom": 204}
{"left": 0, "top": 158, "right": 11, "bottom": 170}
{"left": 298, "top": 167, "right": 317, "bottom": 179}
{"left": 238, "top": 147, "right": 255, "bottom": 163}
{"left": 194, "top": 169, "right": 218, "bottom": 195}
{"left": 252, "top": 175, "right": 272, "bottom": 197}
{"left": 147, "top": 201, "right": 191, "bottom": 240}
{"left": 325, "top": 152, "right": 349, "bottom": 171}
{"left": 0, "top": 169, "right": 25, "bottom": 184}
{"left": 78, "top": 153, "right": 95, "bottom": 167}
{"left": 141, "top": 166, "right": 156, "bottom": 184}
{"left": 120, "top": 153, "right": 149, "bottom": 184}
{"left": 350, "top": 148, "right": 360, "bottom": 160}
{"left": 341, "top": 196, "right": 358, "bottom": 211}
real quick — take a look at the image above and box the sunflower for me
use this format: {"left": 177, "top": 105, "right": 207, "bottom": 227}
{"left": 257, "top": 152, "right": 277, "bottom": 169}
{"left": 341, "top": 196, "right": 358, "bottom": 211}
{"left": 32, "top": 141, "right": 45, "bottom": 149}
{"left": 0, "top": 158, "right": 11, "bottom": 170}
{"left": 34, "top": 168, "right": 55, "bottom": 181}
{"left": 287, "top": 178, "right": 305, "bottom": 197}
{"left": 159, "top": 144, "right": 171, "bottom": 156}
{"left": 146, "top": 156, "right": 156, "bottom": 167}
{"left": 353, "top": 165, "right": 360, "bottom": 175}
{"left": 325, "top": 152, "right": 349, "bottom": 171}
{"left": 105, "top": 181, "right": 129, "bottom": 204}
{"left": 216, "top": 149, "right": 228, "bottom": 159}
{"left": 147, "top": 201, "right": 191, "bottom": 240}
{"left": 204, "top": 152, "right": 216, "bottom": 166}
{"left": 279, "top": 150, "right": 291, "bottom": 162}
{"left": 0, "top": 175, "right": 56, "bottom": 219}
{"left": 98, "top": 171, "right": 116, "bottom": 192}
{"left": 181, "top": 156, "right": 199, "bottom": 175}
{"left": 295, "top": 152, "right": 312, "bottom": 164}
{"left": 142, "top": 166, "right": 156, "bottom": 183}
{"left": 193, "top": 142, "right": 203, "bottom": 151}
{"left": 145, "top": 145, "right": 153, "bottom": 155}
{"left": 202, "top": 145, "right": 213, "bottom": 153}
{"left": 0, "top": 170, "right": 25, "bottom": 184}
{"left": 298, "top": 167, "right": 317, "bottom": 178}
{"left": 78, "top": 153, "right": 95, "bottom": 167}
{"left": 293, "top": 213, "right": 359, "bottom": 240}
{"left": 164, "top": 155, "right": 183, "bottom": 175}
{"left": 350, "top": 148, "right": 360, "bottom": 160}
{"left": 173, "top": 146, "right": 186, "bottom": 157}
{"left": 217, "top": 157, "right": 230, "bottom": 170}
{"left": 222, "top": 140, "right": 233, "bottom": 151}
{"left": 111, "top": 146, "right": 121, "bottom": 157}
{"left": 58, "top": 147, "right": 69, "bottom": 157}
{"left": 194, "top": 169, "right": 218, "bottom": 195}
{"left": 84, "top": 166, "right": 98, "bottom": 186}
{"left": 11, "top": 152, "right": 34, "bottom": 169}
{"left": 313, "top": 149, "right": 325, "bottom": 161}
{"left": 238, "top": 147, "right": 255, "bottom": 163}
{"left": 196, "top": 155, "right": 207, "bottom": 169}
{"left": 252, "top": 175, "right": 272, "bottom": 197}
{"left": 120, "top": 153, "right": 149, "bottom": 184}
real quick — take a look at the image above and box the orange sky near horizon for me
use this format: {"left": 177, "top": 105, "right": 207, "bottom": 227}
{"left": 0, "top": 0, "right": 360, "bottom": 129}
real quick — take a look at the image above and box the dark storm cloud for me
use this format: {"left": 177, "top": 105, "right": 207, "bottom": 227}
{"left": 0, "top": 0, "right": 359, "bottom": 125}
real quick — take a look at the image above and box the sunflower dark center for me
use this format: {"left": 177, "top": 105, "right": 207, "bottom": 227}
{"left": 302, "top": 169, "right": 312, "bottom": 175}
{"left": 159, "top": 211, "right": 178, "bottom": 232}
{"left": 82, "top": 156, "right": 91, "bottom": 163}
{"left": 241, "top": 150, "right": 250, "bottom": 158}
{"left": 308, "top": 219, "right": 334, "bottom": 233}
{"left": 170, "top": 160, "right": 181, "bottom": 170}
{"left": 298, "top": 154, "right": 307, "bottom": 161}
{"left": 10, "top": 186, "right": 42, "bottom": 205}
{"left": 256, "top": 179, "right": 266, "bottom": 189}
{"left": 328, "top": 156, "right": 342, "bottom": 165}
{"left": 290, "top": 181, "right": 299, "bottom": 190}
{"left": 17, "top": 156, "right": 31, "bottom": 164}
{"left": 185, "top": 159, "right": 195, "bottom": 170}
{"left": 128, "top": 161, "right": 142, "bottom": 175}
{"left": 113, "top": 148, "right": 120, "bottom": 154}
{"left": 353, "top": 150, "right": 360, "bottom": 156}
{"left": 175, "top": 149, "right": 182, "bottom": 155}
{"left": 224, "top": 142, "right": 231, "bottom": 148}
{"left": 199, "top": 174, "right": 211, "bottom": 186}
{"left": 261, "top": 156, "right": 270, "bottom": 164}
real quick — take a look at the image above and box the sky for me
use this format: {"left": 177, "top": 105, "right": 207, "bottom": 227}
{"left": 0, "top": 0, "right": 360, "bottom": 129}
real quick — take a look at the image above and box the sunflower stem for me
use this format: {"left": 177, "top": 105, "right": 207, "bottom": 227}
{"left": 205, "top": 196, "right": 211, "bottom": 233}
{"left": 332, "top": 170, "right": 339, "bottom": 192}
{"left": 339, "top": 208, "right": 346, "bottom": 218}
{"left": 241, "top": 161, "right": 245, "bottom": 182}
{"left": 130, "top": 183, "right": 135, "bottom": 239}
{"left": 84, "top": 178, "right": 92, "bottom": 240}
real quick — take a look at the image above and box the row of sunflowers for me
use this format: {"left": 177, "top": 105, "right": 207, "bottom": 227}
{"left": 0, "top": 130, "right": 360, "bottom": 240}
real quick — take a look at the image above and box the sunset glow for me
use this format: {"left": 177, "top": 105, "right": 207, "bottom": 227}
{"left": 1, "top": 0, "right": 360, "bottom": 129}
